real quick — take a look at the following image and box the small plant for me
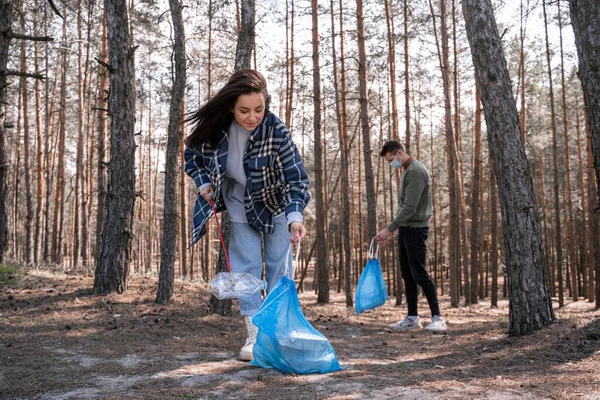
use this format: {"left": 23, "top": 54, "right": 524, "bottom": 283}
{"left": 0, "top": 264, "right": 20, "bottom": 286}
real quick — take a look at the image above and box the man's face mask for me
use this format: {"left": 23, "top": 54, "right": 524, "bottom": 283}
{"left": 389, "top": 159, "right": 402, "bottom": 169}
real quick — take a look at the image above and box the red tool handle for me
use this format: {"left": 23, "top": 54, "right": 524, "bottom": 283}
{"left": 208, "top": 199, "right": 232, "bottom": 273}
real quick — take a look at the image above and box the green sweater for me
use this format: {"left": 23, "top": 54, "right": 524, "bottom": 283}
{"left": 387, "top": 159, "right": 432, "bottom": 231}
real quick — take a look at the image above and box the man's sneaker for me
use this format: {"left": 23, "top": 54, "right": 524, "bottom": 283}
{"left": 424, "top": 315, "right": 447, "bottom": 332}
{"left": 388, "top": 316, "right": 423, "bottom": 331}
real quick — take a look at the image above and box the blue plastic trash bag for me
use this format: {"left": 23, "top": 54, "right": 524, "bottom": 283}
{"left": 355, "top": 239, "right": 387, "bottom": 315}
{"left": 250, "top": 276, "right": 343, "bottom": 374}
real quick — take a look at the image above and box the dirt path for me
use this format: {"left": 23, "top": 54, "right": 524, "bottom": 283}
{"left": 1, "top": 269, "right": 599, "bottom": 399}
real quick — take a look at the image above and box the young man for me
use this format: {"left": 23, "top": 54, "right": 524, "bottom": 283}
{"left": 375, "top": 140, "right": 447, "bottom": 332}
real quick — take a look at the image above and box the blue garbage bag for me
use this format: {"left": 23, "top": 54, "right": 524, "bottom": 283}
{"left": 355, "top": 239, "right": 387, "bottom": 315}
{"left": 250, "top": 276, "right": 343, "bottom": 374}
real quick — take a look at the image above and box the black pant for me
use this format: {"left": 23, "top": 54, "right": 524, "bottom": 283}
{"left": 398, "top": 226, "right": 440, "bottom": 317}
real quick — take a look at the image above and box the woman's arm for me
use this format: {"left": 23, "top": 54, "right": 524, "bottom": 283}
{"left": 183, "top": 146, "right": 213, "bottom": 200}
{"left": 278, "top": 134, "right": 311, "bottom": 220}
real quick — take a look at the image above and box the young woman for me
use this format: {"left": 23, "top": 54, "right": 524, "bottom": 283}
{"left": 184, "top": 69, "right": 310, "bottom": 361}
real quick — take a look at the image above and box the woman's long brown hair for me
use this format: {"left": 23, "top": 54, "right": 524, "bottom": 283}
{"left": 185, "top": 69, "right": 271, "bottom": 148}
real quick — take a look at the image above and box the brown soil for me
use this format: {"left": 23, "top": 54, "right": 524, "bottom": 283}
{"left": 0, "top": 268, "right": 599, "bottom": 400}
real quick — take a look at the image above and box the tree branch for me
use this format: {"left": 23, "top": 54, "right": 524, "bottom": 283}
{"left": 7, "top": 32, "right": 54, "bottom": 42}
{"left": 94, "top": 57, "right": 115, "bottom": 73}
{"left": 6, "top": 71, "right": 45, "bottom": 80}
{"left": 47, "top": 0, "right": 64, "bottom": 19}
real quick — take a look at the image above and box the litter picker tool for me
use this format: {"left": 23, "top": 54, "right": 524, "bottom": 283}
{"left": 208, "top": 196, "right": 266, "bottom": 300}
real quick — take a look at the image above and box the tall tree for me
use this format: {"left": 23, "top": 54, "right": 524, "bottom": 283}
{"left": 431, "top": 0, "right": 460, "bottom": 307}
{"left": 19, "top": 1, "right": 33, "bottom": 264}
{"left": 470, "top": 80, "right": 482, "bottom": 304}
{"left": 157, "top": 0, "right": 186, "bottom": 304}
{"left": 338, "top": 0, "right": 353, "bottom": 307}
{"left": 95, "top": 17, "right": 108, "bottom": 265}
{"left": 312, "top": 0, "right": 329, "bottom": 303}
{"left": 0, "top": 0, "right": 12, "bottom": 264}
{"left": 462, "top": 0, "right": 555, "bottom": 336}
{"left": 234, "top": 0, "right": 255, "bottom": 72}
{"left": 569, "top": 0, "right": 600, "bottom": 208}
{"left": 331, "top": 0, "right": 351, "bottom": 307}
{"left": 51, "top": 8, "right": 68, "bottom": 265}
{"left": 557, "top": 0, "right": 578, "bottom": 301}
{"left": 543, "top": 0, "right": 565, "bottom": 306}
{"left": 356, "top": 0, "right": 377, "bottom": 241}
{"left": 94, "top": 0, "right": 137, "bottom": 294}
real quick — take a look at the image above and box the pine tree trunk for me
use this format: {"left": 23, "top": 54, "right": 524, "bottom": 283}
{"left": 584, "top": 108, "right": 599, "bottom": 306}
{"left": 330, "top": 0, "right": 351, "bottom": 302}
{"left": 33, "top": 0, "right": 43, "bottom": 265}
{"left": 94, "top": 0, "right": 137, "bottom": 294}
{"left": 557, "top": 0, "right": 579, "bottom": 301}
{"left": 575, "top": 104, "right": 589, "bottom": 299}
{"left": 234, "top": 0, "right": 255, "bottom": 72}
{"left": 52, "top": 11, "right": 68, "bottom": 265}
{"left": 285, "top": 0, "right": 295, "bottom": 129}
{"left": 81, "top": 1, "right": 94, "bottom": 272}
{"left": 434, "top": 0, "right": 460, "bottom": 307}
{"left": 543, "top": 0, "right": 565, "bottom": 306}
{"left": 462, "top": 0, "right": 555, "bottom": 336}
{"left": 19, "top": 3, "right": 33, "bottom": 265}
{"left": 0, "top": 0, "right": 11, "bottom": 265}
{"left": 337, "top": 0, "right": 353, "bottom": 307}
{"left": 73, "top": 0, "right": 84, "bottom": 269}
{"left": 95, "top": 17, "right": 108, "bottom": 265}
{"left": 470, "top": 80, "right": 482, "bottom": 304}
{"left": 569, "top": 0, "right": 600, "bottom": 210}
{"left": 179, "top": 106, "right": 188, "bottom": 278}
{"left": 356, "top": 0, "right": 377, "bottom": 241}
{"left": 490, "top": 161, "right": 498, "bottom": 308}
{"left": 156, "top": 0, "right": 186, "bottom": 305}
{"left": 311, "top": 0, "right": 329, "bottom": 303}
{"left": 403, "top": 0, "right": 410, "bottom": 151}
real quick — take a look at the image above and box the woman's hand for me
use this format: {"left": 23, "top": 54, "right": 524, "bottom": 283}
{"left": 199, "top": 185, "right": 214, "bottom": 203}
{"left": 289, "top": 221, "right": 307, "bottom": 243}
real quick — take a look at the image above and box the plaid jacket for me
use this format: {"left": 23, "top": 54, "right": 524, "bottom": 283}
{"left": 184, "top": 112, "right": 311, "bottom": 247}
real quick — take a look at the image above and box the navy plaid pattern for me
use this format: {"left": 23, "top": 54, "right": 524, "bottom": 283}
{"left": 184, "top": 112, "right": 310, "bottom": 247}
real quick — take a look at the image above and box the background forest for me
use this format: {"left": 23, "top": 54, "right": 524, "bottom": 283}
{"left": 2, "top": 0, "right": 599, "bottom": 315}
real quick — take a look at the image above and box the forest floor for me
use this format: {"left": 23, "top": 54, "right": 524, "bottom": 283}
{"left": 0, "top": 266, "right": 599, "bottom": 400}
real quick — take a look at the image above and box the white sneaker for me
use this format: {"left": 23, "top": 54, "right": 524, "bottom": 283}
{"left": 388, "top": 316, "right": 423, "bottom": 331}
{"left": 239, "top": 316, "right": 258, "bottom": 361}
{"left": 424, "top": 315, "right": 447, "bottom": 332}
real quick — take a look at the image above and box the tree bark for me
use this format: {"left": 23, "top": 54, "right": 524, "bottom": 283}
{"left": 95, "top": 17, "right": 108, "bottom": 266}
{"left": 94, "top": 0, "right": 137, "bottom": 294}
{"left": 19, "top": 2, "right": 33, "bottom": 264}
{"left": 557, "top": 0, "right": 578, "bottom": 301}
{"left": 234, "top": 0, "right": 255, "bottom": 72}
{"left": 543, "top": 0, "right": 565, "bottom": 306}
{"left": 0, "top": 0, "right": 12, "bottom": 265}
{"left": 52, "top": 9, "right": 68, "bottom": 265}
{"left": 356, "top": 0, "right": 377, "bottom": 241}
{"left": 33, "top": 0, "right": 44, "bottom": 265}
{"left": 338, "top": 0, "right": 353, "bottom": 307}
{"left": 432, "top": 0, "right": 460, "bottom": 307}
{"left": 157, "top": 0, "right": 186, "bottom": 304}
{"left": 462, "top": 0, "right": 555, "bottom": 336}
{"left": 330, "top": 0, "right": 350, "bottom": 303}
{"left": 312, "top": 0, "right": 329, "bottom": 303}
{"left": 470, "top": 80, "right": 482, "bottom": 304}
{"left": 569, "top": 0, "right": 600, "bottom": 210}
